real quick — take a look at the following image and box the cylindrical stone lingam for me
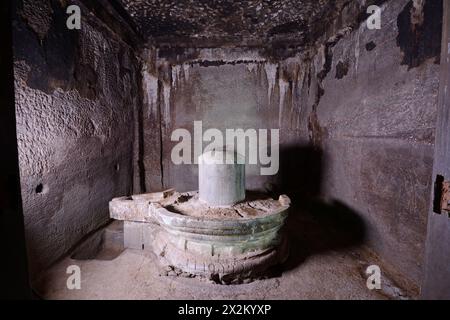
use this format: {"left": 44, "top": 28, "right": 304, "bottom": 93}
{"left": 198, "top": 150, "right": 245, "bottom": 206}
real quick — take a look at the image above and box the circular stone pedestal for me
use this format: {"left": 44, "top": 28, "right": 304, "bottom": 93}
{"left": 151, "top": 192, "right": 290, "bottom": 284}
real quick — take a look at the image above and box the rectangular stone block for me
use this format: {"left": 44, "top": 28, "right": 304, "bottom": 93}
{"left": 124, "top": 221, "right": 144, "bottom": 250}
{"left": 124, "top": 221, "right": 160, "bottom": 250}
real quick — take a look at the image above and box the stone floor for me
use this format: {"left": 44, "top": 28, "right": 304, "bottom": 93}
{"left": 33, "top": 202, "right": 418, "bottom": 300}
{"left": 35, "top": 247, "right": 404, "bottom": 300}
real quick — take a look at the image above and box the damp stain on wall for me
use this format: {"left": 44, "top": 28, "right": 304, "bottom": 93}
{"left": 396, "top": 0, "right": 443, "bottom": 69}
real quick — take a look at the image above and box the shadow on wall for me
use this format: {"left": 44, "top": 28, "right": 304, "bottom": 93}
{"left": 271, "top": 145, "right": 366, "bottom": 272}
{"left": 274, "top": 145, "right": 323, "bottom": 203}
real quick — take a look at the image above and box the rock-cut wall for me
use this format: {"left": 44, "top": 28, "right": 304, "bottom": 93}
{"left": 13, "top": 0, "right": 142, "bottom": 278}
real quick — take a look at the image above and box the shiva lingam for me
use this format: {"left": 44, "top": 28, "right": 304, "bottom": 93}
{"left": 109, "top": 149, "right": 290, "bottom": 284}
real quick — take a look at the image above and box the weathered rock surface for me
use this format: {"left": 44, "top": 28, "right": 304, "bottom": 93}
{"left": 13, "top": 0, "right": 142, "bottom": 277}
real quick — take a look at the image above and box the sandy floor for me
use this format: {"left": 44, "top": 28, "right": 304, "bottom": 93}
{"left": 33, "top": 202, "right": 418, "bottom": 300}
{"left": 35, "top": 249, "right": 366, "bottom": 299}
{"left": 34, "top": 245, "right": 413, "bottom": 300}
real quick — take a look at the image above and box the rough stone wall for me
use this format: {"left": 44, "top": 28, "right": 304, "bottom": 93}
{"left": 293, "top": 0, "right": 441, "bottom": 286}
{"left": 13, "top": 0, "right": 142, "bottom": 277}
{"left": 139, "top": 0, "right": 442, "bottom": 288}
{"left": 139, "top": 48, "right": 286, "bottom": 193}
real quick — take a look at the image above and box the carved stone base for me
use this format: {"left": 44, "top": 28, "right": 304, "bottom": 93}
{"left": 110, "top": 190, "right": 290, "bottom": 284}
